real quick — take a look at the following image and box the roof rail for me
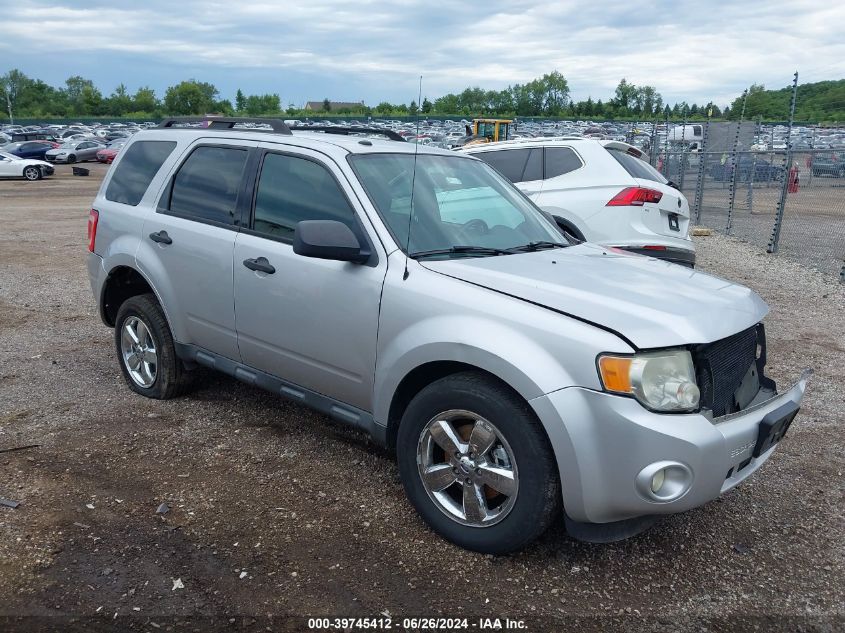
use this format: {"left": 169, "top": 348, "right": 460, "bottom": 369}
{"left": 289, "top": 125, "right": 406, "bottom": 142}
{"left": 157, "top": 117, "right": 292, "bottom": 135}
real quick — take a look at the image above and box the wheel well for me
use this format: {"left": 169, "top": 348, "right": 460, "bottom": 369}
{"left": 101, "top": 266, "right": 154, "bottom": 326}
{"left": 386, "top": 361, "right": 521, "bottom": 451}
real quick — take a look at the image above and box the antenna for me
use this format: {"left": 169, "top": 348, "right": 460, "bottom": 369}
{"left": 403, "top": 75, "right": 423, "bottom": 281}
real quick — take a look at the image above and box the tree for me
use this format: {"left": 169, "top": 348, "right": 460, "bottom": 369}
{"left": 541, "top": 70, "right": 569, "bottom": 115}
{"left": 375, "top": 101, "right": 394, "bottom": 115}
{"left": 322, "top": 98, "right": 331, "bottom": 112}
{"left": 235, "top": 89, "right": 246, "bottom": 112}
{"left": 164, "top": 80, "right": 218, "bottom": 115}
{"left": 64, "top": 75, "right": 100, "bottom": 115}
{"left": 132, "top": 87, "right": 158, "bottom": 113}
{"left": 0, "top": 69, "right": 32, "bottom": 122}
{"left": 409, "top": 100, "right": 418, "bottom": 116}
{"left": 421, "top": 97, "right": 432, "bottom": 114}
{"left": 613, "top": 78, "right": 637, "bottom": 112}
{"left": 107, "top": 83, "right": 132, "bottom": 116}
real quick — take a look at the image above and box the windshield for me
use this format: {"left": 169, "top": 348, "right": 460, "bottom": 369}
{"left": 59, "top": 143, "right": 78, "bottom": 149}
{"left": 349, "top": 153, "right": 563, "bottom": 257}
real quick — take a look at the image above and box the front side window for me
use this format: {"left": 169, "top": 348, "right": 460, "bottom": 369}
{"left": 105, "top": 140, "right": 177, "bottom": 206}
{"left": 168, "top": 146, "right": 248, "bottom": 225}
{"left": 251, "top": 153, "right": 358, "bottom": 240}
{"left": 350, "top": 153, "right": 562, "bottom": 256}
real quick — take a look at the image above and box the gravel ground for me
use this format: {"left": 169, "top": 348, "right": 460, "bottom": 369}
{"left": 1, "top": 165, "right": 844, "bottom": 632}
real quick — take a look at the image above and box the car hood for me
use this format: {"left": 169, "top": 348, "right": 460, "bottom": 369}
{"left": 420, "top": 243, "right": 768, "bottom": 349}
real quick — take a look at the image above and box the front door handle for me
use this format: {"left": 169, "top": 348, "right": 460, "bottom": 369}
{"left": 149, "top": 230, "right": 172, "bottom": 245}
{"left": 243, "top": 257, "right": 275, "bottom": 274}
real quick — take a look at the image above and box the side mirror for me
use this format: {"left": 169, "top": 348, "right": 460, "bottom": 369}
{"left": 293, "top": 220, "right": 369, "bottom": 264}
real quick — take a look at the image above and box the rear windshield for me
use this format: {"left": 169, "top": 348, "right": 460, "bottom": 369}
{"left": 607, "top": 148, "right": 667, "bottom": 184}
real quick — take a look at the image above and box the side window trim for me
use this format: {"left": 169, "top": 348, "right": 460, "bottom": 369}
{"left": 156, "top": 142, "right": 253, "bottom": 232}
{"left": 243, "top": 148, "right": 373, "bottom": 252}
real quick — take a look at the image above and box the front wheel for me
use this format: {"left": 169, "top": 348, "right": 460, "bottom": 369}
{"left": 114, "top": 294, "right": 189, "bottom": 399}
{"left": 67, "top": 154, "right": 77, "bottom": 164}
{"left": 397, "top": 372, "right": 560, "bottom": 554}
{"left": 23, "top": 166, "right": 41, "bottom": 181}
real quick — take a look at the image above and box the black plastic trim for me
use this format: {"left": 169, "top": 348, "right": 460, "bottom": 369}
{"left": 290, "top": 126, "right": 406, "bottom": 142}
{"left": 158, "top": 117, "right": 292, "bottom": 134}
{"left": 617, "top": 245, "right": 696, "bottom": 267}
{"left": 564, "top": 512, "right": 659, "bottom": 543}
{"left": 174, "top": 343, "right": 387, "bottom": 445}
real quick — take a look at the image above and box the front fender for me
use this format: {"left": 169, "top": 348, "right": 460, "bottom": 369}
{"left": 373, "top": 314, "right": 571, "bottom": 426}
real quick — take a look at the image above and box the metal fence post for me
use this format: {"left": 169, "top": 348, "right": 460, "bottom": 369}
{"left": 678, "top": 106, "right": 688, "bottom": 191}
{"left": 841, "top": 262, "right": 845, "bottom": 284}
{"left": 693, "top": 120, "right": 710, "bottom": 224}
{"left": 726, "top": 90, "right": 748, "bottom": 234}
{"left": 767, "top": 72, "right": 799, "bottom": 253}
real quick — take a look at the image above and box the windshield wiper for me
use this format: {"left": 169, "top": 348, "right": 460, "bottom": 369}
{"left": 410, "top": 245, "right": 513, "bottom": 260}
{"left": 504, "top": 240, "right": 569, "bottom": 253}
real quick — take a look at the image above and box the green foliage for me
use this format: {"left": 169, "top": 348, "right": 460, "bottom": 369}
{"left": 727, "top": 80, "right": 845, "bottom": 122}
{"left": 164, "top": 80, "right": 218, "bottom": 115}
{"left": 2, "top": 68, "right": 843, "bottom": 123}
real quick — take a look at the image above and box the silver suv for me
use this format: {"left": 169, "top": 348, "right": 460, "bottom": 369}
{"left": 87, "top": 118, "right": 810, "bottom": 553}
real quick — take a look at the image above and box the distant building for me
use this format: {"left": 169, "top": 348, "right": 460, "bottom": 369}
{"left": 304, "top": 100, "right": 366, "bottom": 112}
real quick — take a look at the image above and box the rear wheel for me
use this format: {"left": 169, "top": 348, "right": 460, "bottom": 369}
{"left": 397, "top": 372, "right": 560, "bottom": 554}
{"left": 23, "top": 166, "right": 41, "bottom": 181}
{"left": 114, "top": 294, "right": 189, "bottom": 399}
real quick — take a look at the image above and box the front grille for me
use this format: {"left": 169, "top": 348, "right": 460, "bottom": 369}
{"left": 694, "top": 326, "right": 759, "bottom": 417}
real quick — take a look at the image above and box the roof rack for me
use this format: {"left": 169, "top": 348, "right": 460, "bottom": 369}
{"left": 157, "top": 117, "right": 292, "bottom": 135}
{"left": 289, "top": 125, "right": 406, "bottom": 142}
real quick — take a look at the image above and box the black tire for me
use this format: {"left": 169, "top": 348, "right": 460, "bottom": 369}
{"left": 114, "top": 293, "right": 189, "bottom": 399}
{"left": 67, "top": 154, "right": 77, "bottom": 164}
{"left": 22, "top": 166, "right": 41, "bottom": 181}
{"left": 396, "top": 371, "right": 560, "bottom": 554}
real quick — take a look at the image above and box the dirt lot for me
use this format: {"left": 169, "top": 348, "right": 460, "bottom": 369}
{"left": 1, "top": 164, "right": 844, "bottom": 632}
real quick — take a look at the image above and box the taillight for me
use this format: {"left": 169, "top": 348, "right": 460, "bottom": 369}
{"left": 87, "top": 209, "right": 99, "bottom": 253}
{"left": 606, "top": 187, "right": 663, "bottom": 207}
{"left": 642, "top": 245, "right": 667, "bottom": 251}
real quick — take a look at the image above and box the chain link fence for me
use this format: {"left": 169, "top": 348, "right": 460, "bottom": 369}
{"left": 657, "top": 147, "right": 845, "bottom": 280}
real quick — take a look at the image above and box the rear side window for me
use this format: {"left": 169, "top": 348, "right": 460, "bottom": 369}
{"left": 607, "top": 149, "right": 668, "bottom": 184}
{"left": 106, "top": 140, "right": 177, "bottom": 206}
{"left": 476, "top": 148, "right": 542, "bottom": 183}
{"left": 251, "top": 152, "right": 357, "bottom": 240}
{"left": 544, "top": 147, "right": 582, "bottom": 178}
{"left": 167, "top": 146, "right": 248, "bottom": 226}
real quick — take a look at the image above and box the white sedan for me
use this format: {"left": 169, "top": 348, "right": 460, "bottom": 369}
{"left": 0, "top": 151, "right": 54, "bottom": 181}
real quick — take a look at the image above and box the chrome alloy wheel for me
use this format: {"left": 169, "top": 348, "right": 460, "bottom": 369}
{"left": 416, "top": 410, "right": 519, "bottom": 527}
{"left": 120, "top": 316, "right": 158, "bottom": 388}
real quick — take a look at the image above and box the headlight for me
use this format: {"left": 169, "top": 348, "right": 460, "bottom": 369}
{"left": 598, "top": 350, "right": 700, "bottom": 412}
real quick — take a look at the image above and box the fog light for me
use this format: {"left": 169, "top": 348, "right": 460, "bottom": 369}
{"left": 636, "top": 461, "right": 693, "bottom": 503}
{"left": 651, "top": 469, "right": 666, "bottom": 493}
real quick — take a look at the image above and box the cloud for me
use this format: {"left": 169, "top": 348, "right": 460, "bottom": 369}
{"left": 0, "top": 0, "right": 843, "bottom": 108}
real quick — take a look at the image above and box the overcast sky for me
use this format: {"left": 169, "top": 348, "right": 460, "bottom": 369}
{"left": 2, "top": 0, "right": 844, "bottom": 108}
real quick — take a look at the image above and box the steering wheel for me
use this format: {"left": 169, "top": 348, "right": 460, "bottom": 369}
{"left": 461, "top": 218, "right": 490, "bottom": 236}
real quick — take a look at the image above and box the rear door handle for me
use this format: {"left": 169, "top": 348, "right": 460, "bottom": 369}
{"left": 149, "top": 230, "right": 172, "bottom": 245}
{"left": 243, "top": 257, "right": 275, "bottom": 274}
